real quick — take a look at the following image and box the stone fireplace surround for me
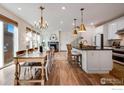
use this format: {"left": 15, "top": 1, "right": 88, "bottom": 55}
{"left": 48, "top": 42, "right": 59, "bottom": 52}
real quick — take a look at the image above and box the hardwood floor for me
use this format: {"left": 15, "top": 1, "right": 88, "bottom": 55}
{"left": 0, "top": 52, "right": 123, "bottom": 85}
{"left": 45, "top": 52, "right": 123, "bottom": 85}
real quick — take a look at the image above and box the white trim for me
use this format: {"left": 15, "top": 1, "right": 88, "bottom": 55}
{"left": 14, "top": 26, "right": 19, "bottom": 57}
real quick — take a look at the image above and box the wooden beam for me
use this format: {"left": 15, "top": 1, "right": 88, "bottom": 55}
{"left": 0, "top": 14, "right": 18, "bottom": 26}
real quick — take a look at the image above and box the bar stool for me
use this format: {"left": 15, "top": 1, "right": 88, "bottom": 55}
{"left": 66, "top": 44, "right": 82, "bottom": 66}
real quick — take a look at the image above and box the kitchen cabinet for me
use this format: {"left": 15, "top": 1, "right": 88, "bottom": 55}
{"left": 73, "top": 48, "right": 113, "bottom": 73}
{"left": 87, "top": 51, "right": 100, "bottom": 70}
{"left": 99, "top": 51, "right": 113, "bottom": 70}
{"left": 117, "top": 17, "right": 124, "bottom": 30}
{"left": 87, "top": 50, "right": 112, "bottom": 73}
{"left": 108, "top": 22, "right": 121, "bottom": 40}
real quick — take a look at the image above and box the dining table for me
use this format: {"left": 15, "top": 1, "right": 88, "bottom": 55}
{"left": 14, "top": 51, "right": 47, "bottom": 85}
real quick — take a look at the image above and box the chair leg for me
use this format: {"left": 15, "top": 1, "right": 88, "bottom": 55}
{"left": 24, "top": 67, "right": 26, "bottom": 78}
{"left": 30, "top": 67, "right": 33, "bottom": 79}
{"left": 45, "top": 67, "right": 48, "bottom": 81}
{"left": 35, "top": 68, "right": 37, "bottom": 75}
{"left": 48, "top": 66, "right": 50, "bottom": 74}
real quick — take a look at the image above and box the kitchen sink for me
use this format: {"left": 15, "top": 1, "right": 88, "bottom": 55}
{"left": 79, "top": 45, "right": 96, "bottom": 49}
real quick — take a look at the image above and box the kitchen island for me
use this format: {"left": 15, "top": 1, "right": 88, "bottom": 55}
{"left": 73, "top": 47, "right": 113, "bottom": 73}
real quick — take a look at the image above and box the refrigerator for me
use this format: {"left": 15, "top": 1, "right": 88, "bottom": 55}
{"left": 95, "top": 34, "right": 104, "bottom": 49}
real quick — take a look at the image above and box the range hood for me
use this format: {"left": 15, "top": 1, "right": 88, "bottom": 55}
{"left": 116, "top": 28, "right": 124, "bottom": 35}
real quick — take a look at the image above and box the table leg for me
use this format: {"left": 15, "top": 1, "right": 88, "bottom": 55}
{"left": 41, "top": 60, "right": 45, "bottom": 85}
{"left": 14, "top": 59, "right": 20, "bottom": 85}
{"left": 80, "top": 55, "right": 82, "bottom": 67}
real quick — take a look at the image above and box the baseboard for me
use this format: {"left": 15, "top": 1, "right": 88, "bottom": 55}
{"left": 60, "top": 50, "right": 67, "bottom": 52}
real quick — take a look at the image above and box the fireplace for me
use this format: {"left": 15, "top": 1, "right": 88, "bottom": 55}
{"left": 48, "top": 42, "right": 59, "bottom": 52}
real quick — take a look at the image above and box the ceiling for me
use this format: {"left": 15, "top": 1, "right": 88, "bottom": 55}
{"left": 1, "top": 3, "right": 124, "bottom": 32}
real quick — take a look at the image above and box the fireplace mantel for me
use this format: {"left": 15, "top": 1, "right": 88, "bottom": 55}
{"left": 48, "top": 42, "right": 59, "bottom": 52}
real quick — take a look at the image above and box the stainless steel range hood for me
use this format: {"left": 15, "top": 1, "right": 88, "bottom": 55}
{"left": 116, "top": 29, "right": 124, "bottom": 34}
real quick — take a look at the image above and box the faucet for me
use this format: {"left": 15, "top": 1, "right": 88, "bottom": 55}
{"left": 83, "top": 40, "right": 88, "bottom": 45}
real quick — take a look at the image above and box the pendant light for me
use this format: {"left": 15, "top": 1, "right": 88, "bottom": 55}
{"left": 78, "top": 8, "right": 86, "bottom": 32}
{"left": 34, "top": 6, "right": 48, "bottom": 30}
{"left": 73, "top": 18, "right": 78, "bottom": 36}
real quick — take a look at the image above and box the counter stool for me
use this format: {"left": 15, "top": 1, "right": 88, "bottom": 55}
{"left": 66, "top": 44, "right": 82, "bottom": 65}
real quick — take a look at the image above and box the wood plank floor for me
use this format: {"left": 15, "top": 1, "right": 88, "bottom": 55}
{"left": 45, "top": 52, "right": 123, "bottom": 85}
{"left": 0, "top": 52, "right": 123, "bottom": 85}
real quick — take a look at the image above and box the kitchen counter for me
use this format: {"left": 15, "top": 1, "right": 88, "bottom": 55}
{"left": 72, "top": 47, "right": 113, "bottom": 73}
{"left": 73, "top": 46, "right": 112, "bottom": 50}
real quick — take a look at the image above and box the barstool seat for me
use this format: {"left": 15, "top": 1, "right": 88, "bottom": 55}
{"left": 71, "top": 51, "right": 81, "bottom": 56}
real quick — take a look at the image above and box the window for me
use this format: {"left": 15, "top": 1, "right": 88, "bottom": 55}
{"left": 0, "top": 15, "right": 18, "bottom": 67}
{"left": 26, "top": 27, "right": 40, "bottom": 49}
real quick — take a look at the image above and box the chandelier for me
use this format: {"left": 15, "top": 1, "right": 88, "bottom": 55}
{"left": 78, "top": 8, "right": 86, "bottom": 32}
{"left": 35, "top": 6, "right": 48, "bottom": 30}
{"left": 73, "top": 18, "right": 78, "bottom": 36}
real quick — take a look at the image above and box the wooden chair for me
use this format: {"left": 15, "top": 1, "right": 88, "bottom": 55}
{"left": 34, "top": 47, "right": 38, "bottom": 51}
{"left": 16, "top": 50, "right": 26, "bottom": 56}
{"left": 28, "top": 48, "right": 34, "bottom": 54}
{"left": 66, "top": 44, "right": 81, "bottom": 65}
{"left": 32, "top": 51, "right": 52, "bottom": 81}
{"left": 47, "top": 49, "right": 54, "bottom": 74}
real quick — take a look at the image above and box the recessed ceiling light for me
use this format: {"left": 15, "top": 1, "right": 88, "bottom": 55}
{"left": 60, "top": 21, "right": 63, "bottom": 24}
{"left": 59, "top": 28, "right": 62, "bottom": 31}
{"left": 72, "top": 23, "right": 75, "bottom": 26}
{"left": 61, "top": 6, "right": 66, "bottom": 10}
{"left": 17, "top": 7, "right": 22, "bottom": 11}
{"left": 90, "top": 22, "right": 94, "bottom": 25}
{"left": 34, "top": 21, "right": 37, "bottom": 24}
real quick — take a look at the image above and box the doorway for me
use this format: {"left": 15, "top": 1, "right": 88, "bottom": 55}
{"left": 4, "top": 23, "right": 14, "bottom": 65}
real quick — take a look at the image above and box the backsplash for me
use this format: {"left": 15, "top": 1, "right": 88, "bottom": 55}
{"left": 108, "top": 35, "right": 124, "bottom": 46}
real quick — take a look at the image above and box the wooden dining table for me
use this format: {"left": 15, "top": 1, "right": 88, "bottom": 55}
{"left": 14, "top": 51, "right": 47, "bottom": 85}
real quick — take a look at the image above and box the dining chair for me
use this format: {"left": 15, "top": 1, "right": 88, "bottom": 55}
{"left": 34, "top": 47, "right": 38, "bottom": 51}
{"left": 30, "top": 50, "right": 53, "bottom": 81}
{"left": 47, "top": 50, "right": 54, "bottom": 74}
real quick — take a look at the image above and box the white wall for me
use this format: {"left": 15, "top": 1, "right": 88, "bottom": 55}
{"left": 59, "top": 26, "right": 95, "bottom": 51}
{"left": 41, "top": 29, "right": 60, "bottom": 50}
{"left": 79, "top": 27, "right": 95, "bottom": 45}
{"left": 60, "top": 31, "right": 73, "bottom": 51}
{"left": 0, "top": 6, "right": 32, "bottom": 50}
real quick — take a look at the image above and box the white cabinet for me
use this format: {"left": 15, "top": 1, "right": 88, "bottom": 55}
{"left": 108, "top": 22, "right": 121, "bottom": 40}
{"left": 86, "top": 50, "right": 112, "bottom": 73}
{"left": 73, "top": 48, "right": 113, "bottom": 73}
{"left": 117, "top": 17, "right": 124, "bottom": 30}
{"left": 99, "top": 51, "right": 112, "bottom": 70}
{"left": 87, "top": 51, "right": 100, "bottom": 70}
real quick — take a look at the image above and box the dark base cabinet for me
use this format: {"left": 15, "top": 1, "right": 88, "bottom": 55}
{"left": 112, "top": 49, "right": 124, "bottom": 64}
{"left": 113, "top": 56, "right": 124, "bottom": 63}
